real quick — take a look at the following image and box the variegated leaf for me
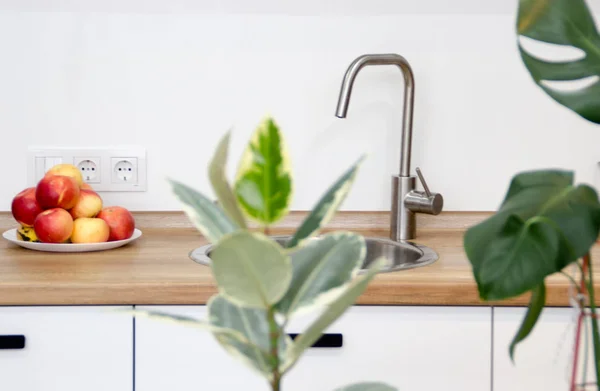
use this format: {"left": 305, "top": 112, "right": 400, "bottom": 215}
{"left": 234, "top": 117, "right": 292, "bottom": 225}
{"left": 208, "top": 131, "right": 247, "bottom": 228}
{"left": 277, "top": 232, "right": 366, "bottom": 317}
{"left": 287, "top": 157, "right": 364, "bottom": 248}
{"left": 283, "top": 258, "right": 386, "bottom": 372}
{"left": 210, "top": 231, "right": 292, "bottom": 308}
{"left": 169, "top": 179, "right": 237, "bottom": 243}
{"left": 208, "top": 295, "right": 291, "bottom": 377}
{"left": 334, "top": 382, "right": 397, "bottom": 391}
{"left": 127, "top": 308, "right": 250, "bottom": 345}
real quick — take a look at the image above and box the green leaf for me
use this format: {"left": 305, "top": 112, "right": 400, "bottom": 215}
{"left": 464, "top": 169, "right": 600, "bottom": 300}
{"left": 334, "top": 383, "right": 397, "bottom": 391}
{"left": 277, "top": 232, "right": 366, "bottom": 317}
{"left": 208, "top": 131, "right": 247, "bottom": 228}
{"left": 169, "top": 179, "right": 237, "bottom": 243}
{"left": 517, "top": 0, "right": 600, "bottom": 124}
{"left": 283, "top": 257, "right": 385, "bottom": 372}
{"left": 210, "top": 231, "right": 292, "bottom": 308}
{"left": 509, "top": 283, "right": 546, "bottom": 361}
{"left": 208, "top": 295, "right": 291, "bottom": 377}
{"left": 286, "top": 157, "right": 364, "bottom": 248}
{"left": 234, "top": 117, "right": 292, "bottom": 225}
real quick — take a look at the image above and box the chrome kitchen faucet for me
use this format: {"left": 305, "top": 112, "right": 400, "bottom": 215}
{"left": 335, "top": 53, "right": 443, "bottom": 241}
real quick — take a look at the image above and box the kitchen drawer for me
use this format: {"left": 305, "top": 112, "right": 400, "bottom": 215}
{"left": 136, "top": 305, "right": 491, "bottom": 391}
{"left": 0, "top": 306, "right": 133, "bottom": 391}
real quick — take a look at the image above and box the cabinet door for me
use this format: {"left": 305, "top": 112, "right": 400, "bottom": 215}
{"left": 285, "top": 306, "right": 491, "bottom": 391}
{"left": 136, "top": 306, "right": 491, "bottom": 391}
{"left": 0, "top": 306, "right": 133, "bottom": 391}
{"left": 494, "top": 307, "right": 594, "bottom": 391}
{"left": 135, "top": 305, "right": 266, "bottom": 391}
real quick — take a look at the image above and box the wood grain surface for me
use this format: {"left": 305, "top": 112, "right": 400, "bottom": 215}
{"left": 0, "top": 211, "right": 594, "bottom": 307}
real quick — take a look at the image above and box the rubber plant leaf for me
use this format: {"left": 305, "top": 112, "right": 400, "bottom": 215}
{"left": 169, "top": 179, "right": 237, "bottom": 243}
{"left": 517, "top": 0, "right": 600, "bottom": 123}
{"left": 234, "top": 117, "right": 292, "bottom": 225}
{"left": 208, "top": 295, "right": 292, "bottom": 378}
{"left": 276, "top": 232, "right": 366, "bottom": 318}
{"left": 286, "top": 156, "right": 364, "bottom": 248}
{"left": 333, "top": 383, "right": 397, "bottom": 391}
{"left": 509, "top": 283, "right": 546, "bottom": 361}
{"left": 208, "top": 131, "right": 247, "bottom": 228}
{"left": 283, "top": 257, "right": 386, "bottom": 372}
{"left": 210, "top": 231, "right": 292, "bottom": 309}
{"left": 464, "top": 169, "right": 600, "bottom": 301}
{"left": 126, "top": 308, "right": 253, "bottom": 347}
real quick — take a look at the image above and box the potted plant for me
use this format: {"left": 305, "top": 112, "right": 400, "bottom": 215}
{"left": 135, "top": 117, "right": 397, "bottom": 391}
{"left": 464, "top": 0, "right": 600, "bottom": 388}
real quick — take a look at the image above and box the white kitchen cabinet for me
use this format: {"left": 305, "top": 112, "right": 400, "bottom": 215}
{"left": 135, "top": 305, "right": 266, "bottom": 391}
{"left": 0, "top": 306, "right": 133, "bottom": 391}
{"left": 136, "top": 305, "right": 491, "bottom": 391}
{"left": 494, "top": 307, "right": 595, "bottom": 391}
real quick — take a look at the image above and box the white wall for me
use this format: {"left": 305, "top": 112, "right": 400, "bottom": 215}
{"left": 2, "top": 0, "right": 600, "bottom": 212}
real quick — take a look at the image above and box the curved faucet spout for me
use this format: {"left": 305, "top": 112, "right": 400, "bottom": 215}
{"left": 335, "top": 53, "right": 415, "bottom": 178}
{"left": 335, "top": 53, "right": 443, "bottom": 241}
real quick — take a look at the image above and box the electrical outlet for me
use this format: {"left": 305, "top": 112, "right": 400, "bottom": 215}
{"left": 74, "top": 158, "right": 101, "bottom": 184}
{"left": 111, "top": 158, "right": 138, "bottom": 184}
{"left": 28, "top": 147, "right": 147, "bottom": 192}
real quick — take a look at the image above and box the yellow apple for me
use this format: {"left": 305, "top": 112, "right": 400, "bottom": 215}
{"left": 71, "top": 218, "right": 110, "bottom": 243}
{"left": 69, "top": 189, "right": 103, "bottom": 219}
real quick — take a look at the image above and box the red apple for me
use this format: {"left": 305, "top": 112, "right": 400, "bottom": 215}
{"left": 69, "top": 189, "right": 103, "bottom": 219}
{"left": 46, "top": 163, "right": 84, "bottom": 188}
{"left": 36, "top": 175, "right": 80, "bottom": 210}
{"left": 97, "top": 206, "right": 135, "bottom": 241}
{"left": 11, "top": 187, "right": 43, "bottom": 227}
{"left": 33, "top": 208, "right": 74, "bottom": 243}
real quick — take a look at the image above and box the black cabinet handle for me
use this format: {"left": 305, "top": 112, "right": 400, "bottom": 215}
{"left": 0, "top": 335, "right": 26, "bottom": 350}
{"left": 288, "top": 333, "right": 343, "bottom": 348}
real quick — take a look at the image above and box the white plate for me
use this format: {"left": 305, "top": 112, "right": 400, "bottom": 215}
{"left": 2, "top": 228, "right": 142, "bottom": 253}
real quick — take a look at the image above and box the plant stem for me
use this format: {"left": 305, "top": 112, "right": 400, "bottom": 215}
{"left": 584, "top": 253, "right": 600, "bottom": 385}
{"left": 267, "top": 306, "right": 281, "bottom": 391}
{"left": 560, "top": 271, "right": 582, "bottom": 294}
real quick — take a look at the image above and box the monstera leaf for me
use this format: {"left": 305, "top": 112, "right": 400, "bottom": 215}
{"left": 509, "top": 283, "right": 546, "bottom": 360}
{"left": 464, "top": 170, "right": 600, "bottom": 301}
{"left": 517, "top": 0, "right": 600, "bottom": 123}
{"left": 234, "top": 117, "right": 292, "bottom": 225}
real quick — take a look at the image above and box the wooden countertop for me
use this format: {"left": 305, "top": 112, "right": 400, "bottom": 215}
{"left": 0, "top": 212, "right": 596, "bottom": 307}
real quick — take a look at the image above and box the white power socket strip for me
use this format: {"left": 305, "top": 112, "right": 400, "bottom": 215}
{"left": 28, "top": 146, "right": 147, "bottom": 192}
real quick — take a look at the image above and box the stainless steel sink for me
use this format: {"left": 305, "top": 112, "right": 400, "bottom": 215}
{"left": 189, "top": 236, "right": 438, "bottom": 274}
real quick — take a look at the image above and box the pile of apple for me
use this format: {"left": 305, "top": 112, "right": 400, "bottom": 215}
{"left": 11, "top": 163, "right": 135, "bottom": 244}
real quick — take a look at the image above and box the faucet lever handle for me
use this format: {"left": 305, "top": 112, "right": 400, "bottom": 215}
{"left": 405, "top": 167, "right": 443, "bottom": 216}
{"left": 415, "top": 167, "right": 431, "bottom": 197}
